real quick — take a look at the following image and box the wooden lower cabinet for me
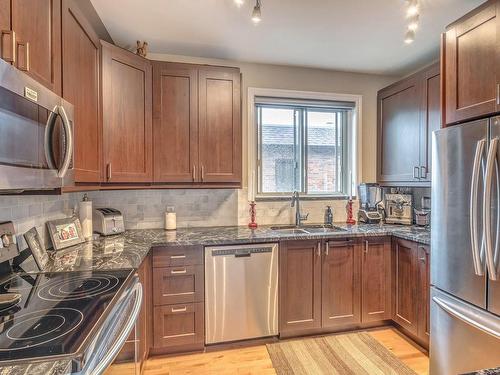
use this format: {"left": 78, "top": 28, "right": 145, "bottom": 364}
{"left": 417, "top": 244, "right": 430, "bottom": 347}
{"left": 152, "top": 246, "right": 205, "bottom": 353}
{"left": 153, "top": 302, "right": 204, "bottom": 350}
{"left": 279, "top": 240, "right": 322, "bottom": 336}
{"left": 361, "top": 237, "right": 392, "bottom": 322}
{"left": 392, "top": 238, "right": 430, "bottom": 348}
{"left": 322, "top": 239, "right": 361, "bottom": 328}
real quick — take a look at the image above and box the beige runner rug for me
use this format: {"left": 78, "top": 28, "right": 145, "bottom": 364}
{"left": 266, "top": 332, "right": 418, "bottom": 375}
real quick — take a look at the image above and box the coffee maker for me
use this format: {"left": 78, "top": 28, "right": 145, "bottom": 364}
{"left": 357, "top": 183, "right": 383, "bottom": 224}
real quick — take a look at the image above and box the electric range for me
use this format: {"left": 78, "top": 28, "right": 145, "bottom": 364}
{"left": 0, "top": 269, "right": 136, "bottom": 371}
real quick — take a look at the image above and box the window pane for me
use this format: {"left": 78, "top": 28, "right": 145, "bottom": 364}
{"left": 306, "top": 110, "right": 342, "bottom": 194}
{"left": 259, "top": 107, "right": 299, "bottom": 193}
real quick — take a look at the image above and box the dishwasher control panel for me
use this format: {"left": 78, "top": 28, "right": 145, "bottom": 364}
{"left": 211, "top": 247, "right": 273, "bottom": 256}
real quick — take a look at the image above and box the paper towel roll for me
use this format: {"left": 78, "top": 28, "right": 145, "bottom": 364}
{"left": 165, "top": 212, "right": 176, "bottom": 230}
{"left": 79, "top": 200, "right": 93, "bottom": 240}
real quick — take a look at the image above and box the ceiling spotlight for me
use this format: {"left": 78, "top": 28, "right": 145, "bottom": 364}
{"left": 408, "top": 14, "right": 419, "bottom": 31}
{"left": 234, "top": 0, "right": 244, "bottom": 7}
{"left": 406, "top": 0, "right": 419, "bottom": 17}
{"left": 405, "top": 30, "right": 415, "bottom": 44}
{"left": 252, "top": 0, "right": 262, "bottom": 24}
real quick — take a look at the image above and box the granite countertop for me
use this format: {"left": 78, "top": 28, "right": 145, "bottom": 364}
{"left": 39, "top": 223, "right": 430, "bottom": 273}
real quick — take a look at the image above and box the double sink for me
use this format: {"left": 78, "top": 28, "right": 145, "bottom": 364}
{"left": 270, "top": 224, "right": 346, "bottom": 235}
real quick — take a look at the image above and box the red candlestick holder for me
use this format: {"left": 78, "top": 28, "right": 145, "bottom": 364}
{"left": 248, "top": 201, "right": 258, "bottom": 229}
{"left": 346, "top": 198, "right": 356, "bottom": 225}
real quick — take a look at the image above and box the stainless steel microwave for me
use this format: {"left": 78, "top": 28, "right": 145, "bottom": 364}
{"left": 0, "top": 59, "right": 74, "bottom": 193}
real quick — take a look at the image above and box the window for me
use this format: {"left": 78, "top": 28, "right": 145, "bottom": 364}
{"left": 253, "top": 94, "right": 357, "bottom": 198}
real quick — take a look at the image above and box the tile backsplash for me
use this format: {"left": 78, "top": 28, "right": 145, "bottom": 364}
{"left": 0, "top": 189, "right": 357, "bottom": 248}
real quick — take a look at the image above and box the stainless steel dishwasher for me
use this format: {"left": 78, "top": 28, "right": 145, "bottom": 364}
{"left": 205, "top": 243, "right": 279, "bottom": 344}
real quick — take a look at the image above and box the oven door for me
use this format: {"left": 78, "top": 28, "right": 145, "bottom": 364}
{"left": 0, "top": 60, "right": 74, "bottom": 192}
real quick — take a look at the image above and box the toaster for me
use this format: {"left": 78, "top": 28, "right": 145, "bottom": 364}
{"left": 93, "top": 208, "right": 125, "bottom": 236}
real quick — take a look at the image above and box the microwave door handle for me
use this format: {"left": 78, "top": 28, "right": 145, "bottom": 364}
{"left": 484, "top": 137, "right": 499, "bottom": 281}
{"left": 90, "top": 282, "right": 143, "bottom": 375}
{"left": 56, "top": 105, "right": 73, "bottom": 178}
{"left": 44, "top": 108, "right": 58, "bottom": 171}
{"left": 471, "top": 139, "right": 486, "bottom": 276}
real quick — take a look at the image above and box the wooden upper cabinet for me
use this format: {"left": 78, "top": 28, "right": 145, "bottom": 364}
{"left": 198, "top": 67, "right": 241, "bottom": 183}
{"left": 393, "top": 238, "right": 419, "bottom": 335}
{"left": 153, "top": 62, "right": 198, "bottom": 183}
{"left": 279, "top": 240, "right": 322, "bottom": 337}
{"left": 322, "top": 239, "right": 361, "bottom": 328}
{"left": 10, "top": 0, "right": 61, "bottom": 93}
{"left": 361, "top": 237, "right": 392, "bottom": 323}
{"left": 101, "top": 41, "right": 152, "bottom": 183}
{"left": 420, "top": 63, "right": 441, "bottom": 181}
{"left": 377, "top": 75, "right": 422, "bottom": 184}
{"left": 62, "top": 0, "right": 101, "bottom": 182}
{"left": 443, "top": 0, "right": 499, "bottom": 125}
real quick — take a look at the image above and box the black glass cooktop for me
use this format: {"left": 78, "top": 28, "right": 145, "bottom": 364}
{"left": 0, "top": 269, "right": 134, "bottom": 364}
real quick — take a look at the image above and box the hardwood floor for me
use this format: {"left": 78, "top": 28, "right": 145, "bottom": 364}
{"left": 107, "top": 328, "right": 429, "bottom": 375}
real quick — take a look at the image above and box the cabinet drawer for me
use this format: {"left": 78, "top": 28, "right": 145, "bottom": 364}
{"left": 153, "top": 302, "right": 204, "bottom": 349}
{"left": 153, "top": 245, "right": 203, "bottom": 267}
{"left": 153, "top": 265, "right": 204, "bottom": 305}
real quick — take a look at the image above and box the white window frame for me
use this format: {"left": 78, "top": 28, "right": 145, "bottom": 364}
{"left": 247, "top": 87, "right": 362, "bottom": 201}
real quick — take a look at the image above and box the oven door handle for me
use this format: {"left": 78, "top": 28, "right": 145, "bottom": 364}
{"left": 90, "top": 282, "right": 143, "bottom": 375}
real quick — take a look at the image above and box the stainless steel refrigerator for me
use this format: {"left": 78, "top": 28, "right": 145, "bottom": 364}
{"left": 431, "top": 118, "right": 500, "bottom": 374}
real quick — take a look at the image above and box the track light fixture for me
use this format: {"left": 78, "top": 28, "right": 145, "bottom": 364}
{"left": 252, "top": 0, "right": 262, "bottom": 24}
{"left": 403, "top": 0, "right": 419, "bottom": 44}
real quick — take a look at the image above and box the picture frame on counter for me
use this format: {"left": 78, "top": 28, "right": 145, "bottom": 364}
{"left": 23, "top": 227, "right": 49, "bottom": 270}
{"left": 46, "top": 217, "right": 85, "bottom": 251}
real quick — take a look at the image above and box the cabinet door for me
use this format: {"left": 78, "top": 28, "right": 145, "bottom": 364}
{"left": 102, "top": 41, "right": 152, "bottom": 182}
{"left": 443, "top": 1, "right": 498, "bottom": 125}
{"left": 0, "top": 0, "right": 13, "bottom": 63}
{"left": 361, "top": 237, "right": 392, "bottom": 322}
{"left": 198, "top": 67, "right": 241, "bottom": 183}
{"left": 417, "top": 244, "right": 430, "bottom": 346}
{"left": 393, "top": 238, "right": 419, "bottom": 335}
{"left": 279, "top": 240, "right": 322, "bottom": 336}
{"left": 419, "top": 63, "right": 441, "bottom": 182}
{"left": 153, "top": 62, "right": 198, "bottom": 183}
{"left": 11, "top": 0, "right": 61, "bottom": 93}
{"left": 153, "top": 302, "right": 204, "bottom": 349}
{"left": 322, "top": 239, "right": 361, "bottom": 328}
{"left": 377, "top": 76, "right": 422, "bottom": 183}
{"left": 61, "top": 0, "right": 101, "bottom": 182}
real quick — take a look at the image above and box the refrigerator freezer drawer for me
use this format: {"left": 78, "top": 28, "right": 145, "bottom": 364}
{"left": 430, "top": 287, "right": 500, "bottom": 375}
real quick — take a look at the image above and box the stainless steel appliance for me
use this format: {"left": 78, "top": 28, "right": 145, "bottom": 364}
{"left": 93, "top": 208, "right": 125, "bottom": 236}
{"left": 357, "top": 183, "right": 383, "bottom": 224}
{"left": 205, "top": 243, "right": 278, "bottom": 344}
{"left": 431, "top": 119, "right": 500, "bottom": 374}
{"left": 0, "top": 269, "right": 142, "bottom": 375}
{"left": 385, "top": 193, "right": 413, "bottom": 225}
{"left": 0, "top": 58, "right": 74, "bottom": 193}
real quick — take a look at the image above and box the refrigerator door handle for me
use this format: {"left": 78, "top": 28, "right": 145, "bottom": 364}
{"left": 484, "top": 137, "right": 499, "bottom": 281}
{"left": 471, "top": 139, "right": 486, "bottom": 276}
{"left": 433, "top": 296, "right": 500, "bottom": 340}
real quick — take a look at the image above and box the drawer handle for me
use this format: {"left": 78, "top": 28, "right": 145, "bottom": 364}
{"left": 170, "top": 255, "right": 186, "bottom": 259}
{"left": 171, "top": 268, "right": 187, "bottom": 274}
{"left": 171, "top": 306, "right": 187, "bottom": 313}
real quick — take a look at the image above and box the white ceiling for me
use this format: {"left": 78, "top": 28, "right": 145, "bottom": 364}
{"left": 90, "top": 0, "right": 485, "bottom": 76}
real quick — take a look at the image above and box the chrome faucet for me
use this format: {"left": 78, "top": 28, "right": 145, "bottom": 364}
{"left": 291, "top": 191, "right": 309, "bottom": 227}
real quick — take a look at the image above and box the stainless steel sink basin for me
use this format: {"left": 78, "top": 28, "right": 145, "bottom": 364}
{"left": 270, "top": 225, "right": 346, "bottom": 234}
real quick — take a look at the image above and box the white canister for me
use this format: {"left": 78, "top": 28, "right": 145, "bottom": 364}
{"left": 79, "top": 194, "right": 93, "bottom": 240}
{"left": 165, "top": 212, "right": 177, "bottom": 231}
